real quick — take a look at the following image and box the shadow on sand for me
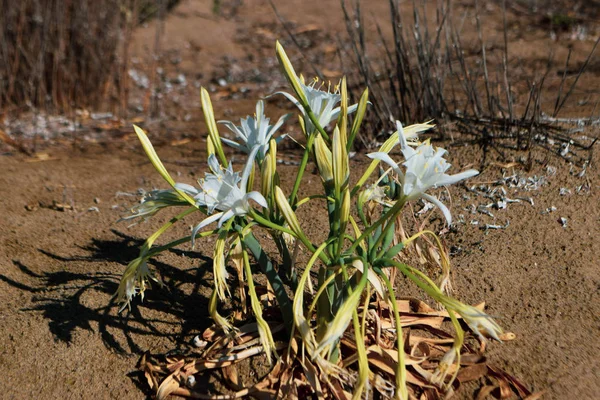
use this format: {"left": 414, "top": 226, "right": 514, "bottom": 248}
{"left": 1, "top": 229, "right": 218, "bottom": 352}
{"left": 1, "top": 229, "right": 225, "bottom": 396}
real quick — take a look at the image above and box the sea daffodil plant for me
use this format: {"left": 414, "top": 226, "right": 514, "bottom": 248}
{"left": 115, "top": 42, "right": 503, "bottom": 399}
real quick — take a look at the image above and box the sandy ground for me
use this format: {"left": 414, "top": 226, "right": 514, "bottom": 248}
{"left": 1, "top": 0, "right": 599, "bottom": 399}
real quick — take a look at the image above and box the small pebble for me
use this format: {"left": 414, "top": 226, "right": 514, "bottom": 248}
{"left": 186, "top": 375, "right": 196, "bottom": 388}
{"left": 192, "top": 335, "right": 208, "bottom": 349}
{"left": 542, "top": 206, "right": 557, "bottom": 214}
{"left": 559, "top": 217, "right": 567, "bottom": 228}
{"left": 559, "top": 188, "right": 571, "bottom": 196}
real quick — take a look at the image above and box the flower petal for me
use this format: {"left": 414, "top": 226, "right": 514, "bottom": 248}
{"left": 217, "top": 209, "right": 235, "bottom": 227}
{"left": 218, "top": 120, "right": 247, "bottom": 142}
{"left": 396, "top": 120, "right": 408, "bottom": 150}
{"left": 436, "top": 169, "right": 479, "bottom": 187}
{"left": 274, "top": 134, "right": 288, "bottom": 145}
{"left": 402, "top": 121, "right": 435, "bottom": 141}
{"left": 271, "top": 91, "right": 304, "bottom": 114}
{"left": 191, "top": 212, "right": 223, "bottom": 246}
{"left": 246, "top": 191, "right": 268, "bottom": 209}
{"left": 270, "top": 113, "right": 291, "bottom": 135}
{"left": 422, "top": 193, "right": 452, "bottom": 225}
{"left": 220, "top": 137, "right": 246, "bottom": 153}
{"left": 240, "top": 146, "right": 260, "bottom": 193}
{"left": 174, "top": 183, "right": 199, "bottom": 196}
{"left": 207, "top": 154, "right": 221, "bottom": 175}
{"left": 366, "top": 152, "right": 405, "bottom": 181}
{"left": 346, "top": 103, "right": 359, "bottom": 115}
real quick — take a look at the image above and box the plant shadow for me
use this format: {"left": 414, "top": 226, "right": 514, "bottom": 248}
{"left": 0, "top": 229, "right": 216, "bottom": 356}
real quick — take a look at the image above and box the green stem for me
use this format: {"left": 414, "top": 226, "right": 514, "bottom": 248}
{"left": 382, "top": 259, "right": 443, "bottom": 300}
{"left": 289, "top": 132, "right": 316, "bottom": 205}
{"left": 272, "top": 232, "right": 298, "bottom": 291}
{"left": 305, "top": 109, "right": 331, "bottom": 141}
{"left": 347, "top": 198, "right": 405, "bottom": 255}
{"left": 380, "top": 272, "right": 408, "bottom": 400}
{"left": 289, "top": 101, "right": 335, "bottom": 205}
{"left": 250, "top": 211, "right": 296, "bottom": 236}
{"left": 250, "top": 211, "right": 330, "bottom": 265}
{"left": 373, "top": 212, "right": 398, "bottom": 259}
{"left": 243, "top": 233, "right": 294, "bottom": 333}
{"left": 147, "top": 228, "right": 218, "bottom": 258}
{"left": 316, "top": 266, "right": 334, "bottom": 342}
{"left": 241, "top": 248, "right": 276, "bottom": 361}
{"left": 143, "top": 207, "right": 198, "bottom": 252}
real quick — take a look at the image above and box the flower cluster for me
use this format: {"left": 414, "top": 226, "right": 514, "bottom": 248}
{"left": 276, "top": 77, "right": 358, "bottom": 135}
{"left": 219, "top": 100, "right": 288, "bottom": 163}
{"left": 368, "top": 121, "right": 479, "bottom": 225}
{"left": 175, "top": 150, "right": 267, "bottom": 242}
{"left": 114, "top": 41, "right": 504, "bottom": 399}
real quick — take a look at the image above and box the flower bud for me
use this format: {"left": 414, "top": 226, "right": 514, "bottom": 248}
{"left": 207, "top": 135, "right": 216, "bottom": 159}
{"left": 339, "top": 189, "right": 350, "bottom": 233}
{"left": 313, "top": 134, "right": 333, "bottom": 183}
{"left": 274, "top": 186, "right": 303, "bottom": 238}
{"left": 332, "top": 126, "right": 349, "bottom": 192}
{"left": 452, "top": 303, "right": 503, "bottom": 342}
{"left": 200, "top": 87, "right": 227, "bottom": 165}
{"left": 213, "top": 233, "right": 230, "bottom": 300}
{"left": 275, "top": 41, "right": 309, "bottom": 108}
{"left": 261, "top": 139, "right": 277, "bottom": 198}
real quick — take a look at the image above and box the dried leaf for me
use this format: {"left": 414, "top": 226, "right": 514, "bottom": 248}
{"left": 293, "top": 24, "right": 320, "bottom": 34}
{"left": 401, "top": 314, "right": 445, "bottom": 329}
{"left": 156, "top": 372, "right": 181, "bottom": 400}
{"left": 499, "top": 332, "right": 516, "bottom": 341}
{"left": 330, "top": 379, "right": 351, "bottom": 400}
{"left": 144, "top": 370, "right": 156, "bottom": 391}
{"left": 476, "top": 385, "right": 498, "bottom": 400}
{"left": 524, "top": 391, "right": 546, "bottom": 400}
{"left": 302, "top": 359, "right": 323, "bottom": 398}
{"left": 222, "top": 364, "right": 242, "bottom": 390}
{"left": 489, "top": 366, "right": 532, "bottom": 398}
{"left": 498, "top": 376, "right": 513, "bottom": 399}
{"left": 457, "top": 364, "right": 488, "bottom": 382}
{"left": 277, "top": 365, "right": 297, "bottom": 400}
{"left": 460, "top": 353, "right": 486, "bottom": 365}
{"left": 170, "top": 138, "right": 191, "bottom": 146}
{"left": 26, "top": 153, "right": 59, "bottom": 162}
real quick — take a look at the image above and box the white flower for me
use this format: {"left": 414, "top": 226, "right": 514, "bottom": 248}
{"left": 219, "top": 100, "right": 288, "bottom": 163}
{"left": 276, "top": 78, "right": 358, "bottom": 134}
{"left": 367, "top": 121, "right": 478, "bottom": 225}
{"left": 431, "top": 347, "right": 458, "bottom": 386}
{"left": 361, "top": 183, "right": 390, "bottom": 206}
{"left": 175, "top": 148, "right": 267, "bottom": 242}
{"left": 115, "top": 257, "right": 158, "bottom": 311}
{"left": 119, "top": 189, "right": 188, "bottom": 222}
{"left": 457, "top": 304, "right": 504, "bottom": 342}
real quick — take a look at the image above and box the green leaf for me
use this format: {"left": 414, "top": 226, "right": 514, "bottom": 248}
{"left": 383, "top": 242, "right": 405, "bottom": 259}
{"left": 347, "top": 87, "right": 369, "bottom": 151}
{"left": 243, "top": 233, "right": 293, "bottom": 333}
{"left": 132, "top": 125, "right": 196, "bottom": 206}
{"left": 133, "top": 125, "right": 175, "bottom": 186}
{"left": 315, "top": 260, "right": 369, "bottom": 355}
{"left": 200, "top": 87, "right": 228, "bottom": 165}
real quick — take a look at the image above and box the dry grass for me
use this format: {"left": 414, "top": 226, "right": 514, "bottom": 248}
{"left": 338, "top": 0, "right": 598, "bottom": 166}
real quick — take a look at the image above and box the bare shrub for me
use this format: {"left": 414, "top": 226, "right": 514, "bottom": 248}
{"left": 339, "top": 0, "right": 598, "bottom": 165}
{"left": 0, "top": 0, "right": 138, "bottom": 114}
